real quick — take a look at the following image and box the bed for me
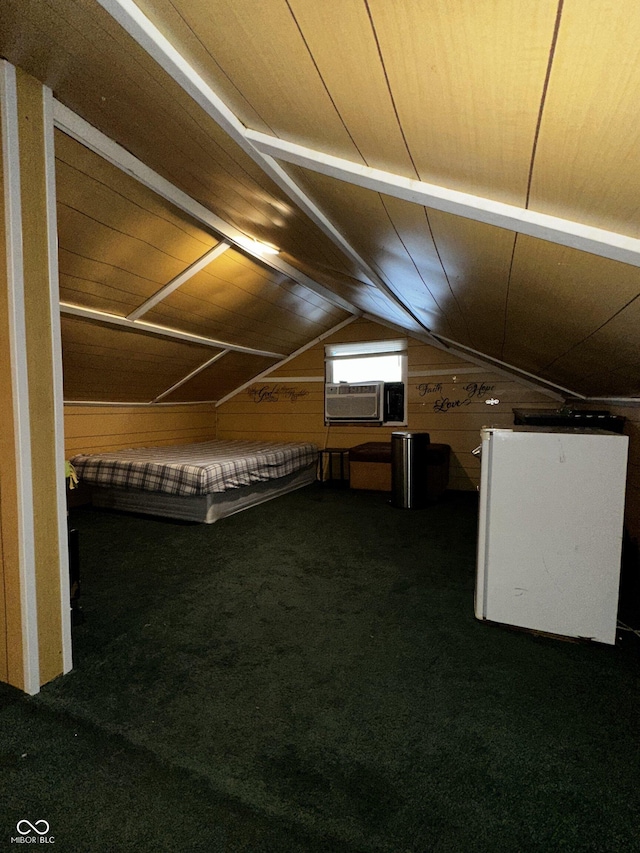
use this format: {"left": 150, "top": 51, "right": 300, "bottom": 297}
{"left": 71, "top": 439, "right": 318, "bottom": 523}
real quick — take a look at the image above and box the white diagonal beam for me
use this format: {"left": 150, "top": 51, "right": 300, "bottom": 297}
{"left": 152, "top": 349, "right": 229, "bottom": 402}
{"left": 60, "top": 303, "right": 286, "bottom": 358}
{"left": 127, "top": 240, "right": 230, "bottom": 320}
{"left": 247, "top": 131, "right": 640, "bottom": 269}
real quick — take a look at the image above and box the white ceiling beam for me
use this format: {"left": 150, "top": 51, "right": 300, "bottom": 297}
{"left": 53, "top": 102, "right": 357, "bottom": 316}
{"left": 60, "top": 302, "right": 285, "bottom": 358}
{"left": 93, "top": 0, "right": 424, "bottom": 328}
{"left": 127, "top": 240, "right": 231, "bottom": 320}
{"left": 247, "top": 131, "right": 640, "bottom": 270}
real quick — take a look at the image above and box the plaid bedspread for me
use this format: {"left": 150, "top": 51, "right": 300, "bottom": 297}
{"left": 71, "top": 440, "right": 318, "bottom": 497}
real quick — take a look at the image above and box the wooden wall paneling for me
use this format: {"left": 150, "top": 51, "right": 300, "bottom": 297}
{"left": 542, "top": 302, "right": 640, "bottom": 398}
{"left": 366, "top": 0, "right": 559, "bottom": 202}
{"left": 61, "top": 316, "right": 221, "bottom": 402}
{"left": 425, "top": 210, "right": 517, "bottom": 357}
{"left": 529, "top": 0, "right": 640, "bottom": 235}
{"left": 144, "top": 247, "right": 348, "bottom": 352}
{"left": 503, "top": 237, "right": 640, "bottom": 380}
{"left": 56, "top": 132, "right": 221, "bottom": 315}
{"left": 137, "top": 0, "right": 364, "bottom": 161}
{"left": 274, "top": 0, "right": 418, "bottom": 175}
{"left": 56, "top": 130, "right": 217, "bottom": 263}
{"left": 161, "top": 351, "right": 279, "bottom": 403}
{"left": 64, "top": 403, "right": 217, "bottom": 457}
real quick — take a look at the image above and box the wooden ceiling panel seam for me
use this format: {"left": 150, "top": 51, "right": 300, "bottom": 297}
{"left": 376, "top": 194, "right": 449, "bottom": 319}
{"left": 499, "top": 234, "right": 519, "bottom": 360}
{"left": 136, "top": 0, "right": 277, "bottom": 135}
{"left": 393, "top": 199, "right": 476, "bottom": 346}
{"left": 527, "top": 0, "right": 640, "bottom": 236}
{"left": 155, "top": 289, "right": 345, "bottom": 340}
{"left": 58, "top": 264, "right": 157, "bottom": 296}
{"left": 502, "top": 238, "right": 640, "bottom": 375}
{"left": 142, "top": 302, "right": 323, "bottom": 353}
{"left": 136, "top": 0, "right": 365, "bottom": 161}
{"left": 58, "top": 135, "right": 348, "bottom": 325}
{"left": 523, "top": 0, "right": 565, "bottom": 208}
{"left": 58, "top": 200, "right": 211, "bottom": 271}
{"left": 361, "top": 0, "right": 421, "bottom": 178}
{"left": 201, "top": 251, "right": 346, "bottom": 316}
{"left": 277, "top": 165, "right": 460, "bottom": 337}
{"left": 92, "top": 0, "right": 361, "bottom": 206}
{"left": 541, "top": 291, "right": 640, "bottom": 373}
{"left": 58, "top": 0, "right": 294, "bottom": 206}
{"left": 284, "top": 1, "right": 367, "bottom": 163}
{"left": 49, "top": 2, "right": 347, "bottom": 255}
{"left": 145, "top": 289, "right": 343, "bottom": 337}
{"left": 364, "top": 1, "right": 559, "bottom": 202}
{"left": 284, "top": 0, "right": 419, "bottom": 176}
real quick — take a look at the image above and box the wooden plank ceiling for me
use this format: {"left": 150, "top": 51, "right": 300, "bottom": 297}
{"left": 2, "top": 0, "right": 640, "bottom": 398}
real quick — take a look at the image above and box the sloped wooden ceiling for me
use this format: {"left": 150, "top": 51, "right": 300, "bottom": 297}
{"left": 55, "top": 129, "right": 348, "bottom": 401}
{"left": 2, "top": 0, "right": 640, "bottom": 398}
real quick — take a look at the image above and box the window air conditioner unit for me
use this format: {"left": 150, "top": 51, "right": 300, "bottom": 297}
{"left": 325, "top": 382, "right": 383, "bottom": 422}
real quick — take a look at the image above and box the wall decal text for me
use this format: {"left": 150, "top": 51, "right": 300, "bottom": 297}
{"left": 248, "top": 384, "right": 309, "bottom": 403}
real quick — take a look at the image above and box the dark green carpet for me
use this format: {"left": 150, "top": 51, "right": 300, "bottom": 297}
{"left": 2, "top": 486, "right": 639, "bottom": 851}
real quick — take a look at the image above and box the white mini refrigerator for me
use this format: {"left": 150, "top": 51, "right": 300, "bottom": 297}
{"left": 475, "top": 427, "right": 629, "bottom": 644}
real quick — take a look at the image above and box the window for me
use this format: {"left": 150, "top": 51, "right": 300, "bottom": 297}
{"left": 325, "top": 339, "right": 407, "bottom": 424}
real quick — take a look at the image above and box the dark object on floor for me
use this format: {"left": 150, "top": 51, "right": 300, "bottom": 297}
{"left": 349, "top": 442, "right": 393, "bottom": 491}
{"left": 68, "top": 526, "right": 83, "bottom": 625}
{"left": 349, "top": 440, "right": 450, "bottom": 503}
{"left": 317, "top": 447, "right": 350, "bottom": 486}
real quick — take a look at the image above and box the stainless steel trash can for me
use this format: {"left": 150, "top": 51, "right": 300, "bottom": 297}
{"left": 391, "top": 431, "right": 430, "bottom": 508}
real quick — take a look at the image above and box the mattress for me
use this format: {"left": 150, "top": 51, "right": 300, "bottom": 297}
{"left": 71, "top": 440, "right": 318, "bottom": 496}
{"left": 91, "top": 464, "right": 318, "bottom": 524}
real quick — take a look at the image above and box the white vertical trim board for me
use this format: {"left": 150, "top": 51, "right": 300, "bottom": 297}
{"left": 1, "top": 60, "right": 40, "bottom": 694}
{"left": 43, "top": 85, "right": 72, "bottom": 676}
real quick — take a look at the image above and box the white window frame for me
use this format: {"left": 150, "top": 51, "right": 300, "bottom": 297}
{"left": 324, "top": 339, "right": 408, "bottom": 425}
